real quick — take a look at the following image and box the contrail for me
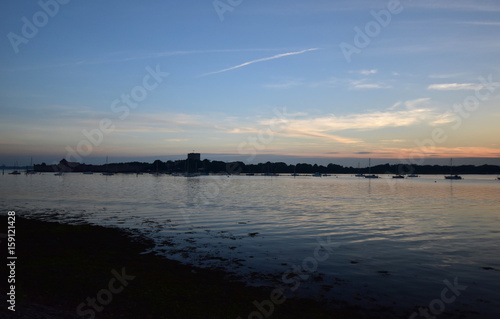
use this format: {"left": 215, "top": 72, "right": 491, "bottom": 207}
{"left": 200, "top": 48, "right": 319, "bottom": 77}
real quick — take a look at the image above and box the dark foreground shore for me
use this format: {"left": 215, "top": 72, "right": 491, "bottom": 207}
{"left": 0, "top": 215, "right": 370, "bottom": 319}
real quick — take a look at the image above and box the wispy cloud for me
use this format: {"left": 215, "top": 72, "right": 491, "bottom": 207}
{"left": 12, "top": 48, "right": 294, "bottom": 70}
{"left": 349, "top": 69, "right": 378, "bottom": 75}
{"left": 360, "top": 69, "right": 378, "bottom": 75}
{"left": 349, "top": 79, "right": 392, "bottom": 89}
{"left": 458, "top": 21, "right": 500, "bottom": 26}
{"left": 429, "top": 73, "right": 464, "bottom": 79}
{"left": 388, "top": 101, "right": 403, "bottom": 111}
{"left": 200, "top": 48, "right": 319, "bottom": 77}
{"left": 428, "top": 83, "right": 483, "bottom": 91}
{"left": 408, "top": 1, "right": 500, "bottom": 13}
{"left": 243, "top": 98, "right": 452, "bottom": 145}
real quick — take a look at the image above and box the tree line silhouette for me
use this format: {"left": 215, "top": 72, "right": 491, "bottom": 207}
{"left": 34, "top": 158, "right": 500, "bottom": 175}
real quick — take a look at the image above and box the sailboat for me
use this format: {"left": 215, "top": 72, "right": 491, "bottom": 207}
{"left": 444, "top": 158, "right": 462, "bottom": 180}
{"left": 26, "top": 157, "right": 37, "bottom": 175}
{"left": 355, "top": 162, "right": 364, "bottom": 177}
{"left": 364, "top": 158, "right": 379, "bottom": 179}
{"left": 102, "top": 156, "right": 114, "bottom": 176}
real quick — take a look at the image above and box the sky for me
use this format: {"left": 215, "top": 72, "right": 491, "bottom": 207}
{"left": 1, "top": 0, "right": 500, "bottom": 166}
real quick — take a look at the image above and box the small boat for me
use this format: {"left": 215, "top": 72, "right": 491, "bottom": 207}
{"left": 82, "top": 171, "right": 94, "bottom": 175}
{"left": 364, "top": 158, "right": 379, "bottom": 179}
{"left": 355, "top": 162, "right": 364, "bottom": 177}
{"left": 26, "top": 158, "right": 37, "bottom": 175}
{"left": 313, "top": 172, "right": 322, "bottom": 177}
{"left": 102, "top": 156, "right": 114, "bottom": 176}
{"left": 291, "top": 173, "right": 299, "bottom": 177}
{"left": 54, "top": 172, "right": 63, "bottom": 176}
{"left": 263, "top": 172, "right": 278, "bottom": 176}
{"left": 392, "top": 175, "right": 405, "bottom": 179}
{"left": 444, "top": 159, "right": 462, "bottom": 180}
{"left": 407, "top": 174, "right": 419, "bottom": 178}
{"left": 8, "top": 170, "right": 21, "bottom": 175}
{"left": 322, "top": 174, "right": 331, "bottom": 177}
{"left": 246, "top": 173, "right": 255, "bottom": 176}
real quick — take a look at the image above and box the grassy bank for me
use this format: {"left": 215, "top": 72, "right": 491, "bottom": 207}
{"left": 1, "top": 215, "right": 360, "bottom": 319}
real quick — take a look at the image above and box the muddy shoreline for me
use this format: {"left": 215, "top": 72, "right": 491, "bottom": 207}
{"left": 1, "top": 215, "right": 387, "bottom": 319}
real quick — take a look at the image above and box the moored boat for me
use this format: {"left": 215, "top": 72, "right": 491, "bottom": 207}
{"left": 102, "top": 156, "right": 114, "bottom": 176}
{"left": 444, "top": 159, "right": 462, "bottom": 180}
{"left": 365, "top": 158, "right": 379, "bottom": 179}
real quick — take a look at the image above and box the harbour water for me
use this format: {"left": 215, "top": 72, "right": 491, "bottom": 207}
{"left": 1, "top": 172, "right": 499, "bottom": 317}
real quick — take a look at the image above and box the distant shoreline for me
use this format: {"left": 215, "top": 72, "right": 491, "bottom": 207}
{"left": 32, "top": 158, "right": 500, "bottom": 175}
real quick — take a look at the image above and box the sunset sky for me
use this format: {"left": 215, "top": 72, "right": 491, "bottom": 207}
{"left": 1, "top": 0, "right": 500, "bottom": 166}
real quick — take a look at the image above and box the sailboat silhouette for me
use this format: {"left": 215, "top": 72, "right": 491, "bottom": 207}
{"left": 444, "top": 158, "right": 462, "bottom": 180}
{"left": 102, "top": 156, "right": 114, "bottom": 176}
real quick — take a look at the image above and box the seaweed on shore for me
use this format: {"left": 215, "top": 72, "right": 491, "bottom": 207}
{"left": 1, "top": 215, "right": 363, "bottom": 319}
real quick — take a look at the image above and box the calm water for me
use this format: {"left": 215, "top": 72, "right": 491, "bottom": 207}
{"left": 1, "top": 172, "right": 499, "bottom": 317}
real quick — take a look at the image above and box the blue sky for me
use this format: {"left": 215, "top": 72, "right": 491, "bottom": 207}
{"left": 1, "top": 0, "right": 500, "bottom": 166}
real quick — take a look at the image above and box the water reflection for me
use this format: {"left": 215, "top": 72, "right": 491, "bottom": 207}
{"left": 1, "top": 174, "right": 500, "bottom": 316}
